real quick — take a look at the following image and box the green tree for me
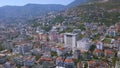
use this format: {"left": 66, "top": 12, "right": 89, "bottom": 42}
{"left": 41, "top": 26, "right": 52, "bottom": 32}
{"left": 112, "top": 57, "right": 118, "bottom": 66}
{"left": 51, "top": 51, "right": 58, "bottom": 57}
{"left": 89, "top": 44, "right": 96, "bottom": 52}
{"left": 17, "top": 65, "right": 21, "bottom": 68}
{"left": 84, "top": 62, "right": 88, "bottom": 68}
{"left": 31, "top": 22, "right": 40, "bottom": 27}
{"left": 35, "top": 55, "right": 41, "bottom": 60}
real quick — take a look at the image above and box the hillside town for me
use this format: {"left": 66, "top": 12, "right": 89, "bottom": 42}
{"left": 0, "top": 19, "right": 119, "bottom": 68}
{"left": 0, "top": 0, "right": 119, "bottom": 68}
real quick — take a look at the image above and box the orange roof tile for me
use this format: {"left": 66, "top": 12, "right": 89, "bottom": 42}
{"left": 88, "top": 60, "right": 109, "bottom": 67}
{"left": 40, "top": 57, "right": 52, "bottom": 61}
{"left": 56, "top": 57, "right": 64, "bottom": 61}
{"left": 88, "top": 61, "right": 95, "bottom": 65}
{"left": 118, "top": 38, "right": 120, "bottom": 41}
{"left": 15, "top": 41, "right": 26, "bottom": 45}
{"left": 104, "top": 50, "right": 114, "bottom": 54}
{"left": 58, "top": 47, "right": 66, "bottom": 51}
{"left": 64, "top": 59, "right": 74, "bottom": 63}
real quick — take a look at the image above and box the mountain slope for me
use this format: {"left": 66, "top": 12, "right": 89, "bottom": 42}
{"left": 0, "top": 0, "right": 91, "bottom": 23}
{"left": 67, "top": 0, "right": 120, "bottom": 26}
{"left": 67, "top": 0, "right": 88, "bottom": 8}
{"left": 31, "top": 0, "right": 120, "bottom": 28}
{"left": 0, "top": 4, "right": 65, "bottom": 19}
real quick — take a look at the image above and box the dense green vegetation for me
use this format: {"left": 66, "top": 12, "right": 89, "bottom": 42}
{"left": 84, "top": 62, "right": 88, "bottom": 68}
{"left": 77, "top": 0, "right": 120, "bottom": 26}
{"left": 41, "top": 26, "right": 52, "bottom": 32}
{"left": 30, "top": 0, "right": 120, "bottom": 31}
{"left": 35, "top": 55, "right": 41, "bottom": 60}
{"left": 0, "top": 44, "right": 5, "bottom": 51}
{"left": 53, "top": 16, "right": 64, "bottom": 23}
{"left": 77, "top": 24, "right": 86, "bottom": 30}
{"left": 103, "top": 38, "right": 111, "bottom": 44}
{"left": 51, "top": 51, "right": 58, "bottom": 57}
{"left": 90, "top": 44, "right": 96, "bottom": 52}
{"left": 31, "top": 22, "right": 40, "bottom": 27}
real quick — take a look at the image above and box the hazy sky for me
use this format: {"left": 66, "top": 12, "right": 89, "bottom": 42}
{"left": 0, "top": 0, "right": 74, "bottom": 7}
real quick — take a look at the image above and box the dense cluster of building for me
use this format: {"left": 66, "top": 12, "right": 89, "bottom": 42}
{"left": 0, "top": 21, "right": 119, "bottom": 68}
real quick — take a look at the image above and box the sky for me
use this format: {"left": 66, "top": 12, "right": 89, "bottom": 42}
{"left": 0, "top": 0, "right": 74, "bottom": 7}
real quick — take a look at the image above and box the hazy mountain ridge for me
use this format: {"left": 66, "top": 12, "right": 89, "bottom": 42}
{"left": 0, "top": 4, "right": 65, "bottom": 18}
{"left": 1, "top": 0, "right": 117, "bottom": 24}
{"left": 0, "top": 0, "right": 89, "bottom": 20}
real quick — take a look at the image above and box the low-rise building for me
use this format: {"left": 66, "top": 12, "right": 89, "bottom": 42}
{"left": 115, "top": 61, "right": 120, "bottom": 68}
{"left": 64, "top": 58, "right": 75, "bottom": 68}
{"left": 39, "top": 56, "right": 52, "bottom": 62}
{"left": 49, "top": 30, "right": 58, "bottom": 42}
{"left": 77, "top": 38, "right": 92, "bottom": 52}
{"left": 57, "top": 47, "right": 66, "bottom": 56}
{"left": 77, "top": 62, "right": 84, "bottom": 68}
{"left": 117, "top": 51, "right": 120, "bottom": 59}
{"left": 88, "top": 60, "right": 108, "bottom": 68}
{"left": 107, "top": 26, "right": 118, "bottom": 37}
{"left": 31, "top": 48, "right": 42, "bottom": 56}
{"left": 96, "top": 41, "right": 103, "bottom": 50}
{"left": 56, "top": 66, "right": 65, "bottom": 68}
{"left": 13, "top": 42, "right": 33, "bottom": 55}
{"left": 24, "top": 56, "right": 35, "bottom": 66}
{"left": 56, "top": 57, "right": 64, "bottom": 67}
{"left": 0, "top": 54, "right": 6, "bottom": 64}
{"left": 14, "top": 56, "right": 24, "bottom": 65}
{"left": 104, "top": 49, "right": 115, "bottom": 58}
{"left": 93, "top": 49, "right": 103, "bottom": 57}
{"left": 73, "top": 50, "right": 81, "bottom": 59}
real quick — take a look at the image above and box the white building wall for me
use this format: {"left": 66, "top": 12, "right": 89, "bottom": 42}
{"left": 64, "top": 33, "right": 77, "bottom": 52}
{"left": 96, "top": 42, "right": 103, "bottom": 50}
{"left": 77, "top": 38, "right": 91, "bottom": 52}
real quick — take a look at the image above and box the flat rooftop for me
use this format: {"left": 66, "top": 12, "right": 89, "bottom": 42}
{"left": 64, "top": 33, "right": 78, "bottom": 36}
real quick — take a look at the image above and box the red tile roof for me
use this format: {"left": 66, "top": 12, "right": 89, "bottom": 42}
{"left": 64, "top": 59, "right": 74, "bottom": 63}
{"left": 56, "top": 57, "right": 64, "bottom": 61}
{"left": 88, "top": 60, "right": 108, "bottom": 67}
{"left": 40, "top": 57, "right": 52, "bottom": 61}
{"left": 118, "top": 38, "right": 120, "bottom": 41}
{"left": 58, "top": 47, "right": 66, "bottom": 51}
{"left": 88, "top": 60, "right": 95, "bottom": 65}
{"left": 104, "top": 50, "right": 114, "bottom": 54}
{"left": 15, "top": 41, "right": 26, "bottom": 45}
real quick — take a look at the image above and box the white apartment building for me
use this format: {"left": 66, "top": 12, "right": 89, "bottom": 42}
{"left": 64, "top": 33, "right": 78, "bottom": 49}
